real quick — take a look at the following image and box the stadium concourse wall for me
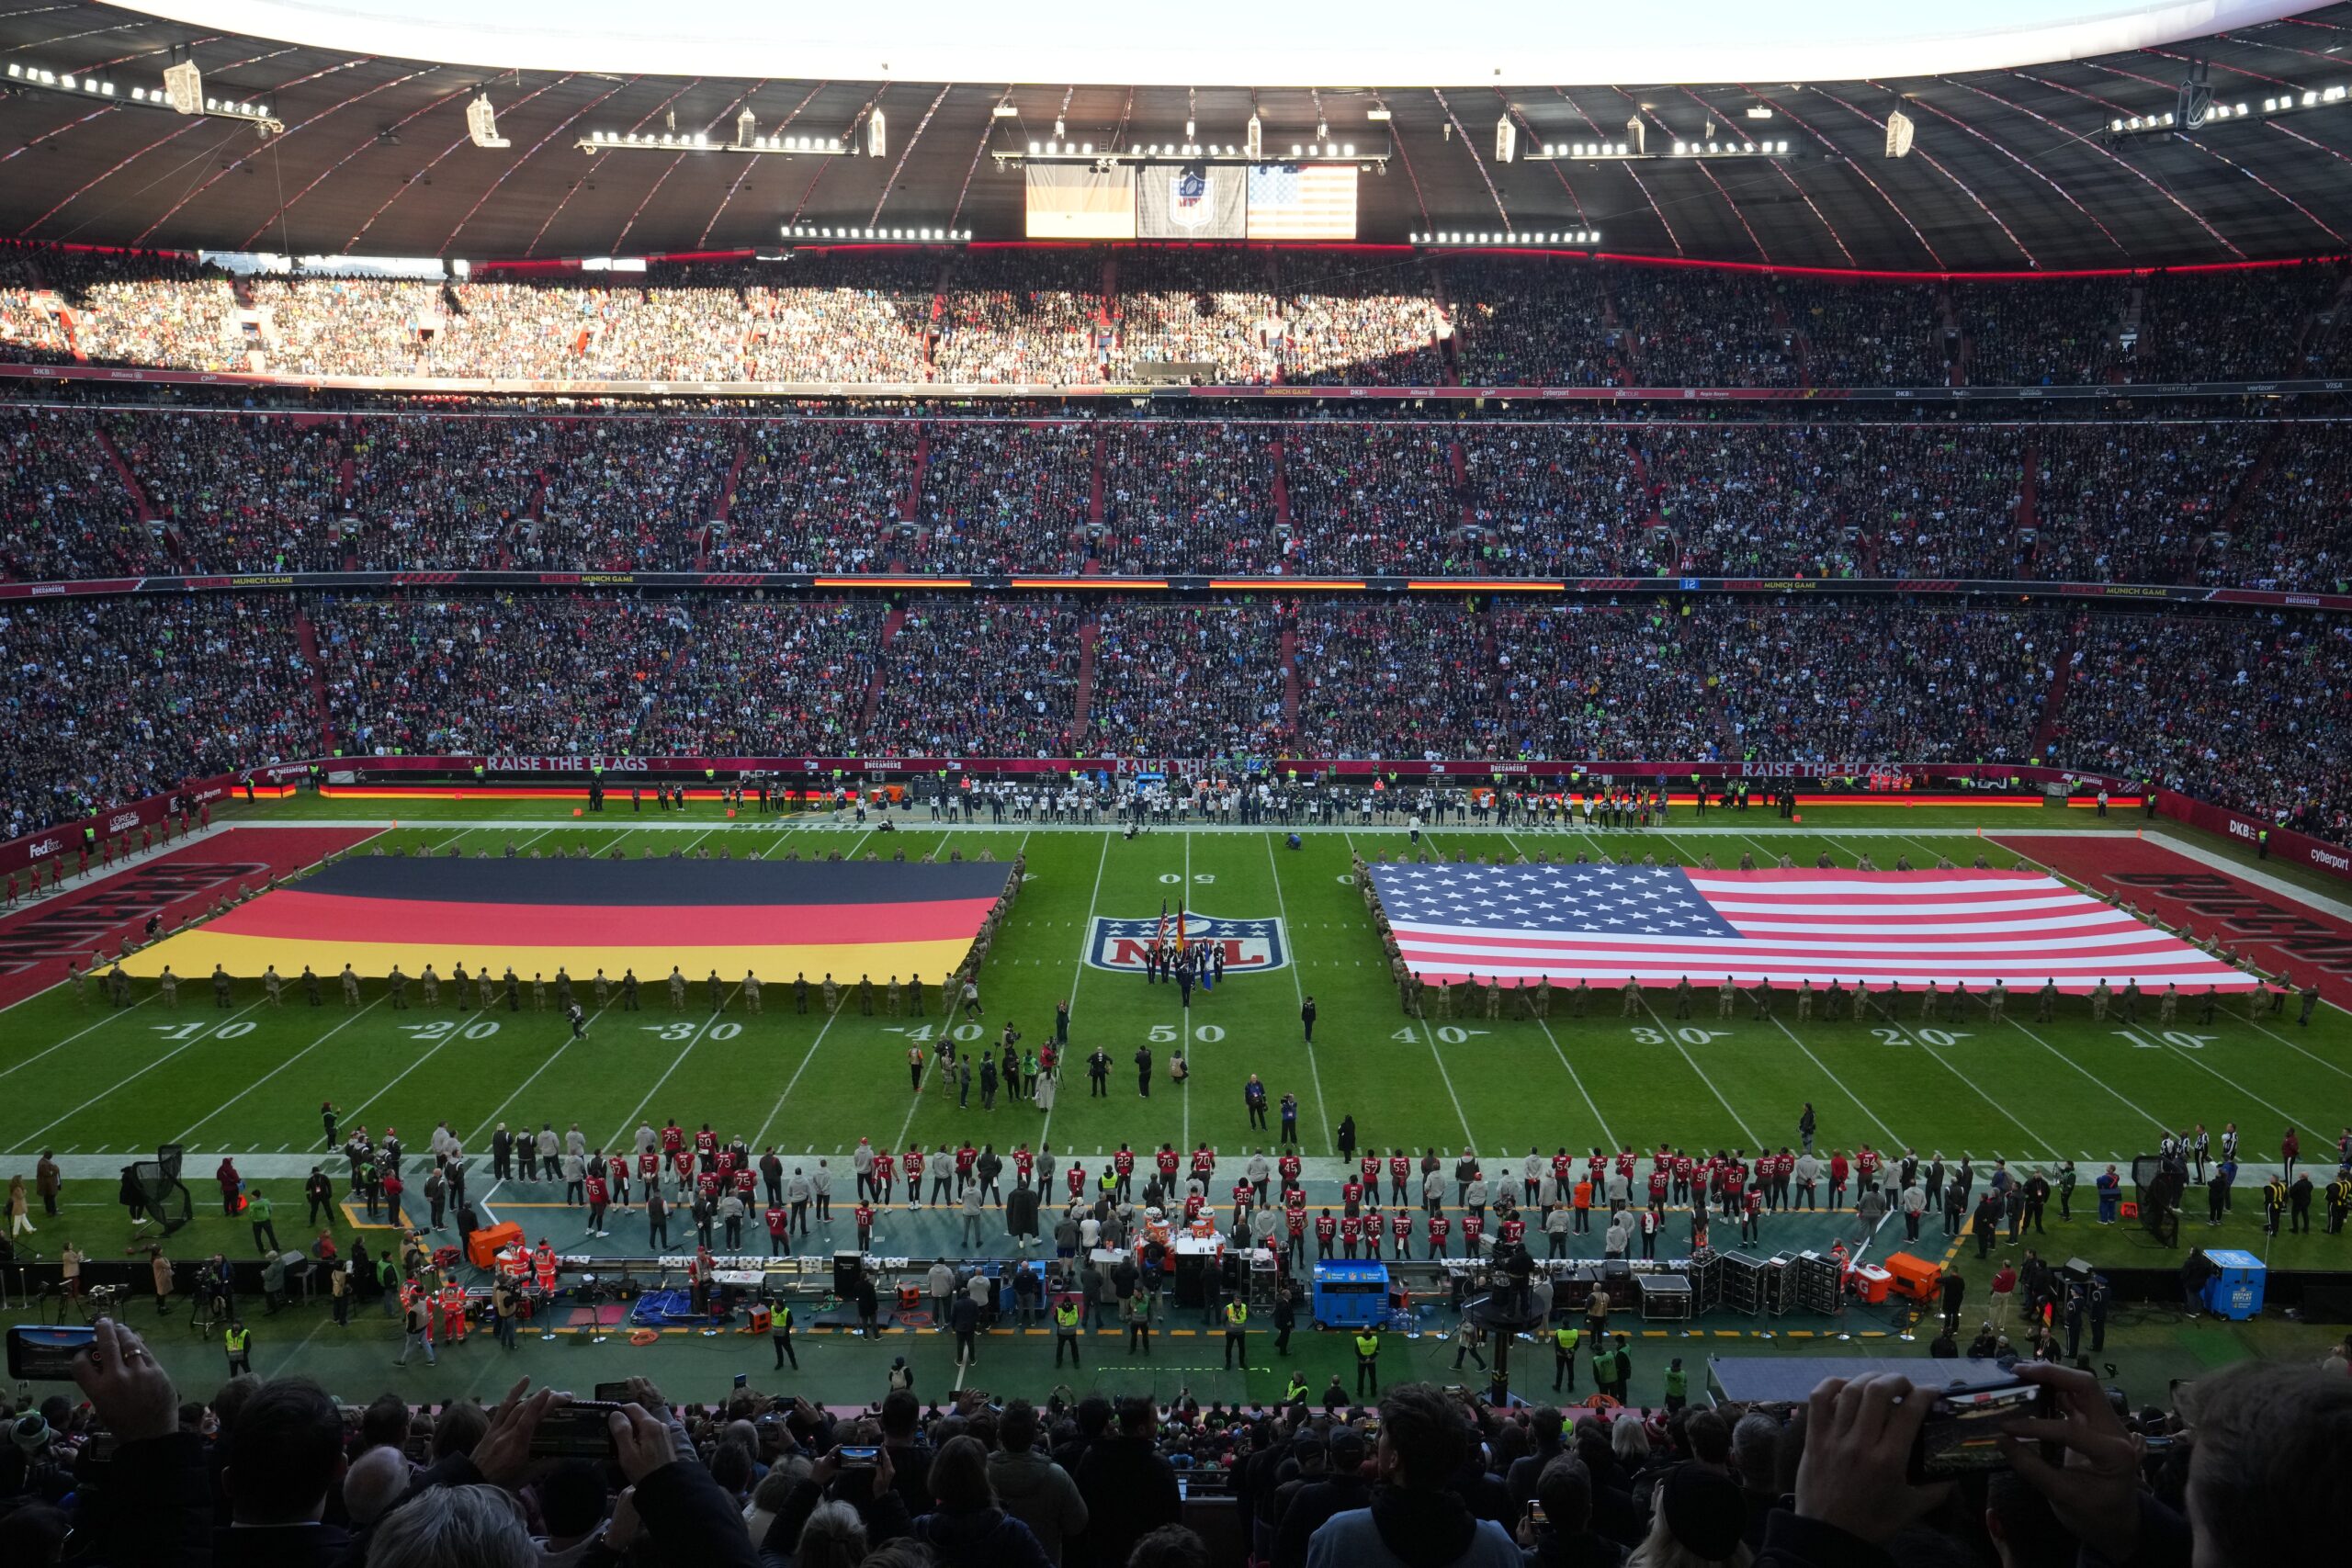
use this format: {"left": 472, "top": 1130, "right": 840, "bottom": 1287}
{"left": 2, "top": 570, "right": 2348, "bottom": 614}
{"left": 5, "top": 359, "right": 2352, "bottom": 405}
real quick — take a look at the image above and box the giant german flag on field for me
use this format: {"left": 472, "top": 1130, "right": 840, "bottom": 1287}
{"left": 117, "top": 857, "right": 1012, "bottom": 983}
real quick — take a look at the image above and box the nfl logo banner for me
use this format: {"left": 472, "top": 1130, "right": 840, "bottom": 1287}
{"left": 1137, "top": 164, "right": 1246, "bottom": 238}
{"left": 1088, "top": 913, "right": 1289, "bottom": 973}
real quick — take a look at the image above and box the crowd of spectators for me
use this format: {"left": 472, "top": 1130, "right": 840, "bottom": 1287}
{"left": 910, "top": 423, "right": 1095, "bottom": 572}
{"left": 1704, "top": 603, "right": 2056, "bottom": 767}
{"left": 1099, "top": 422, "right": 1280, "bottom": 572}
{"left": 106, "top": 410, "right": 347, "bottom": 573}
{"left": 1271, "top": 254, "right": 1446, "bottom": 386}
{"left": 0, "top": 406, "right": 152, "bottom": 581}
{"left": 1640, "top": 423, "right": 2031, "bottom": 580}
{"left": 1442, "top": 257, "right": 1616, "bottom": 388}
{"left": 637, "top": 601, "right": 884, "bottom": 756}
{"left": 1609, "top": 264, "right": 1802, "bottom": 389}
{"left": 10, "top": 1314, "right": 2337, "bottom": 1568}
{"left": 6, "top": 590, "right": 2350, "bottom": 845}
{"left": 1084, "top": 604, "right": 1292, "bottom": 758}
{"left": 867, "top": 602, "right": 1083, "bottom": 756}
{"left": 343, "top": 416, "right": 548, "bottom": 570}
{"left": 724, "top": 421, "right": 920, "bottom": 572}
{"left": 2030, "top": 421, "right": 2266, "bottom": 583}
{"left": 1111, "top": 249, "right": 1284, "bottom": 382}
{"left": 2211, "top": 423, "right": 2352, "bottom": 593}
{"left": 1279, "top": 424, "right": 1463, "bottom": 573}
{"left": 0, "top": 596, "right": 311, "bottom": 842}
{"left": 309, "top": 595, "right": 680, "bottom": 757}
{"left": 2058, "top": 608, "right": 2352, "bottom": 844}
{"left": 16, "top": 405, "right": 2339, "bottom": 588}
{"left": 933, "top": 252, "right": 1104, "bottom": 384}
{"left": 531, "top": 419, "right": 737, "bottom": 570}
{"left": 1460, "top": 425, "right": 1653, "bottom": 576}
{"left": 4, "top": 244, "right": 2346, "bottom": 389}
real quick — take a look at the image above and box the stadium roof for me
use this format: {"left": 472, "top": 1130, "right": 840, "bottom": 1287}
{"left": 2, "top": 0, "right": 2350, "bottom": 270}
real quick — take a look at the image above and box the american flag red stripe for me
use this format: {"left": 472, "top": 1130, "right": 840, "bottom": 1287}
{"left": 1371, "top": 864, "right": 2259, "bottom": 993}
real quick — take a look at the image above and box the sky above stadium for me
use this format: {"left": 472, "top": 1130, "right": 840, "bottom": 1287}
{"left": 124, "top": 1, "right": 2312, "bottom": 86}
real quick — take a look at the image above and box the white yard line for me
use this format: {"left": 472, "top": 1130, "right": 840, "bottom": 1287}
{"left": 5, "top": 992, "right": 268, "bottom": 1151}
{"left": 172, "top": 997, "right": 390, "bottom": 1145}
{"left": 1036, "top": 831, "right": 1113, "bottom": 1154}
{"left": 2239, "top": 1015, "right": 2352, "bottom": 1084}
{"left": 1263, "top": 833, "right": 1331, "bottom": 1155}
{"left": 1411, "top": 1013, "right": 1485, "bottom": 1153}
{"left": 463, "top": 999, "right": 617, "bottom": 1149}
{"left": 1761, "top": 1014, "right": 1905, "bottom": 1150}
{"left": 1635, "top": 990, "right": 1764, "bottom": 1146}
{"left": 1996, "top": 1016, "right": 2175, "bottom": 1137}
{"left": 0, "top": 997, "right": 156, "bottom": 1083}
{"left": 604, "top": 985, "right": 743, "bottom": 1151}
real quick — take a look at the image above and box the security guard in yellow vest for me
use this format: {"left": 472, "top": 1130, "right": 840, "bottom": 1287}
{"left": 1354, "top": 1328, "right": 1381, "bottom": 1396}
{"left": 1053, "top": 1296, "right": 1083, "bottom": 1368}
{"left": 1285, "top": 1371, "right": 1310, "bottom": 1406}
{"left": 1551, "top": 1324, "right": 1581, "bottom": 1393}
{"left": 224, "top": 1319, "right": 253, "bottom": 1376}
{"left": 1222, "top": 1299, "right": 1250, "bottom": 1369}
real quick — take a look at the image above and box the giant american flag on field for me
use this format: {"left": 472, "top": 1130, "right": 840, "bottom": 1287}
{"left": 1367, "top": 863, "right": 2259, "bottom": 993}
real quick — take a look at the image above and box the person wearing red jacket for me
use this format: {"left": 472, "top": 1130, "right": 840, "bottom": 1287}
{"left": 1551, "top": 1149, "right": 1574, "bottom": 1206}
{"left": 1648, "top": 1167, "right": 1669, "bottom": 1210}
{"left": 1391, "top": 1210, "right": 1413, "bottom": 1258}
{"left": 1114, "top": 1145, "right": 1136, "bottom": 1201}
{"left": 637, "top": 1147, "right": 660, "bottom": 1197}
{"left": 764, "top": 1202, "right": 788, "bottom": 1256}
{"left": 854, "top": 1201, "right": 876, "bottom": 1252}
{"left": 873, "top": 1149, "right": 896, "bottom": 1202}
{"left": 1741, "top": 1186, "right": 1763, "bottom": 1244}
{"left": 1157, "top": 1145, "right": 1181, "bottom": 1187}
{"left": 1829, "top": 1151, "right": 1851, "bottom": 1208}
{"left": 1359, "top": 1151, "right": 1380, "bottom": 1190}
{"left": 955, "top": 1143, "right": 978, "bottom": 1195}
{"left": 661, "top": 1120, "right": 684, "bottom": 1156}
{"left": 1428, "top": 1211, "right": 1452, "bottom": 1257}
{"left": 1340, "top": 1213, "right": 1363, "bottom": 1258}
{"left": 1316, "top": 1210, "right": 1338, "bottom": 1258}
{"left": 1278, "top": 1150, "right": 1301, "bottom": 1193}
{"left": 1341, "top": 1178, "right": 1363, "bottom": 1215}
{"left": 605, "top": 1152, "right": 630, "bottom": 1209}
{"left": 1463, "top": 1213, "right": 1486, "bottom": 1257}
{"left": 1390, "top": 1150, "right": 1412, "bottom": 1204}
{"left": 1286, "top": 1206, "right": 1306, "bottom": 1265}
{"left": 1638, "top": 1206, "right": 1661, "bottom": 1259}
{"left": 1067, "top": 1163, "right": 1087, "bottom": 1201}
{"left": 1012, "top": 1145, "right": 1035, "bottom": 1186}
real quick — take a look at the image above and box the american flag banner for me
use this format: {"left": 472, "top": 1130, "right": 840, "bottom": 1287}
{"left": 1368, "top": 864, "right": 2260, "bottom": 993}
{"left": 1248, "top": 164, "right": 1358, "bottom": 240}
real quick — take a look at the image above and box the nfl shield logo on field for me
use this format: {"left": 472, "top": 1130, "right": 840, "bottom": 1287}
{"left": 1087, "top": 914, "right": 1289, "bottom": 974}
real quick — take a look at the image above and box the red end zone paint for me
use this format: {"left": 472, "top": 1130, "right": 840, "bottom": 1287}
{"left": 0, "top": 827, "right": 379, "bottom": 1009}
{"left": 1997, "top": 835, "right": 2352, "bottom": 1009}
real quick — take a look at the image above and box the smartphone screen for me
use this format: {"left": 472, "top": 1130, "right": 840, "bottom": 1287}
{"left": 7, "top": 1325, "right": 96, "bottom": 1382}
{"left": 1912, "top": 1382, "right": 2046, "bottom": 1480}
{"left": 528, "top": 1401, "right": 624, "bottom": 1460}
{"left": 593, "top": 1382, "right": 632, "bottom": 1404}
{"left": 838, "top": 1445, "right": 880, "bottom": 1467}
{"left": 734, "top": 1373, "right": 749, "bottom": 1389}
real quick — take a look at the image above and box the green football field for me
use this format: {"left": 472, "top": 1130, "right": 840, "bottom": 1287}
{"left": 6, "top": 792, "right": 2346, "bottom": 1213}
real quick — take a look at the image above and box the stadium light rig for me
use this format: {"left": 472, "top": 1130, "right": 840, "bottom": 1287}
{"left": 2109, "top": 86, "right": 2346, "bottom": 137}
{"left": 1528, "top": 138, "right": 1789, "bottom": 160}
{"left": 782, "top": 224, "right": 971, "bottom": 243}
{"left": 583, "top": 127, "right": 852, "bottom": 154}
{"left": 5, "top": 59, "right": 281, "bottom": 133}
{"left": 1411, "top": 231, "right": 1601, "bottom": 246}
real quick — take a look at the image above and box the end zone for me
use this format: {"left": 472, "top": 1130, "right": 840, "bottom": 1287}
{"left": 0, "top": 827, "right": 382, "bottom": 1008}
{"left": 1996, "top": 832, "right": 2352, "bottom": 1008}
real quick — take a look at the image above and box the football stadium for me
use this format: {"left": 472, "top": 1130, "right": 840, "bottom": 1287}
{"left": 2, "top": 2, "right": 2351, "bottom": 1562}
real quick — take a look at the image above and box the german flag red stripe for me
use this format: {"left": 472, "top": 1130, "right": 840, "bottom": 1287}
{"left": 119, "top": 856, "right": 1013, "bottom": 981}
{"left": 211, "top": 890, "right": 1000, "bottom": 948}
